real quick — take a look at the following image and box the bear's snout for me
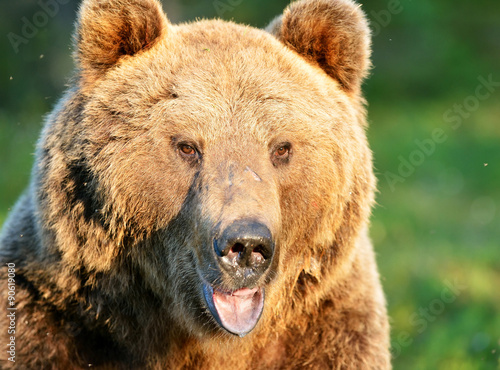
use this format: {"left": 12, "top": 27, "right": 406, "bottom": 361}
{"left": 202, "top": 219, "right": 273, "bottom": 336}
{"left": 214, "top": 219, "right": 274, "bottom": 286}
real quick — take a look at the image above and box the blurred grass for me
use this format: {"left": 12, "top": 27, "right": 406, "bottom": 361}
{"left": 1, "top": 0, "right": 499, "bottom": 369}
{"left": 369, "top": 99, "right": 500, "bottom": 369}
{"left": 0, "top": 110, "right": 40, "bottom": 226}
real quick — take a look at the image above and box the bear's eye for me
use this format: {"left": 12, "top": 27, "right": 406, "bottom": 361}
{"left": 180, "top": 144, "right": 196, "bottom": 156}
{"left": 178, "top": 143, "right": 200, "bottom": 163}
{"left": 271, "top": 143, "right": 291, "bottom": 166}
{"left": 275, "top": 146, "right": 289, "bottom": 157}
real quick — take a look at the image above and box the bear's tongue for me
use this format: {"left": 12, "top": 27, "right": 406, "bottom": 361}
{"left": 206, "top": 286, "right": 264, "bottom": 337}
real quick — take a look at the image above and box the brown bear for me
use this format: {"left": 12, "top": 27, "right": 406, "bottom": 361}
{"left": 0, "top": 0, "right": 390, "bottom": 368}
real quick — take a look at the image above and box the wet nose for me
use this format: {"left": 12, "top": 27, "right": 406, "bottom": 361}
{"left": 214, "top": 220, "right": 274, "bottom": 282}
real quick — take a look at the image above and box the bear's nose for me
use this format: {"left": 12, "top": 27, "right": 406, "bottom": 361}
{"left": 214, "top": 220, "right": 274, "bottom": 283}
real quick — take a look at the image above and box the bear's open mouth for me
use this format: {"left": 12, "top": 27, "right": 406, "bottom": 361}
{"left": 202, "top": 283, "right": 264, "bottom": 337}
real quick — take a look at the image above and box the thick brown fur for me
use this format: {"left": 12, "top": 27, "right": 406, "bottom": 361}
{"left": 0, "top": 0, "right": 390, "bottom": 368}
{"left": 267, "top": 0, "right": 371, "bottom": 93}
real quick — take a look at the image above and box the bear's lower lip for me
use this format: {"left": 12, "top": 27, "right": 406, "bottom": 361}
{"left": 202, "top": 283, "right": 264, "bottom": 337}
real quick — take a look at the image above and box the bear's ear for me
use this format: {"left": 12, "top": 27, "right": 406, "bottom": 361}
{"left": 266, "top": 0, "right": 371, "bottom": 93}
{"left": 73, "top": 0, "right": 168, "bottom": 84}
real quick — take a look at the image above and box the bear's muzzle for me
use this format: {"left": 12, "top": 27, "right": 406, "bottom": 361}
{"left": 202, "top": 219, "right": 274, "bottom": 336}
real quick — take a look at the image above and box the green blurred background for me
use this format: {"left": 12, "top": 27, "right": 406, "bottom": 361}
{"left": 1, "top": 0, "right": 499, "bottom": 368}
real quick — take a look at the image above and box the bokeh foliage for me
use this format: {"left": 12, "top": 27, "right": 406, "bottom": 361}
{"left": 1, "top": 0, "right": 499, "bottom": 368}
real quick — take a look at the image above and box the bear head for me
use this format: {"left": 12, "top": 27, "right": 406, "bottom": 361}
{"left": 35, "top": 0, "right": 374, "bottom": 351}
